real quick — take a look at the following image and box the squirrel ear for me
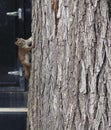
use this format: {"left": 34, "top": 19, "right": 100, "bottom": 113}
{"left": 15, "top": 39, "right": 18, "bottom": 45}
{"left": 15, "top": 38, "right": 19, "bottom": 45}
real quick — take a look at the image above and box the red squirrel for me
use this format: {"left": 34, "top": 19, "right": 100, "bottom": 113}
{"left": 15, "top": 37, "right": 34, "bottom": 79}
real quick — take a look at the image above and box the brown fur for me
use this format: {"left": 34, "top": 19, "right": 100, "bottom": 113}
{"left": 15, "top": 37, "right": 34, "bottom": 79}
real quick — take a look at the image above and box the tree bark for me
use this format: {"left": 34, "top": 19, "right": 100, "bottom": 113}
{"left": 28, "top": 0, "right": 111, "bottom": 130}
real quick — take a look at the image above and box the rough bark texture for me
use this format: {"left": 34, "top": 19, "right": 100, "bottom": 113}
{"left": 28, "top": 0, "right": 111, "bottom": 130}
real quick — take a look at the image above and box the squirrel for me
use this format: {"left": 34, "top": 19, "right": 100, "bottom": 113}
{"left": 15, "top": 37, "right": 34, "bottom": 79}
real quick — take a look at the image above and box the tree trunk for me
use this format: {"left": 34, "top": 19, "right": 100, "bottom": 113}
{"left": 28, "top": 0, "right": 111, "bottom": 130}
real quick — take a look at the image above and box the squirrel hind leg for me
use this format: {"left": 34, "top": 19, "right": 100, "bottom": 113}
{"left": 23, "top": 65, "right": 30, "bottom": 80}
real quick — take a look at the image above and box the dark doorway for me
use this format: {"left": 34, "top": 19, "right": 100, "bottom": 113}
{"left": 0, "top": 0, "right": 31, "bottom": 91}
{"left": 0, "top": 0, "right": 31, "bottom": 130}
{"left": 0, "top": 0, "right": 25, "bottom": 90}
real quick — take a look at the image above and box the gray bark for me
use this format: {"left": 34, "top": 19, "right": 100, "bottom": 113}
{"left": 28, "top": 0, "right": 111, "bottom": 130}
